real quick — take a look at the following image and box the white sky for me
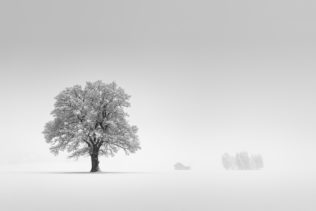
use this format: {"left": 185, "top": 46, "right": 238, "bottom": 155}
{"left": 0, "top": 0, "right": 316, "bottom": 173}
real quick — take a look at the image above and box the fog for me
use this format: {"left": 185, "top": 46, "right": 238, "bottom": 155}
{"left": 1, "top": 0, "right": 316, "bottom": 210}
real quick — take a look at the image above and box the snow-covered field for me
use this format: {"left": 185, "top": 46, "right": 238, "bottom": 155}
{"left": 0, "top": 169, "right": 315, "bottom": 211}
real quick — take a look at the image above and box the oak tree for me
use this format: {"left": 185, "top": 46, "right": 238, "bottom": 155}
{"left": 43, "top": 81, "right": 140, "bottom": 172}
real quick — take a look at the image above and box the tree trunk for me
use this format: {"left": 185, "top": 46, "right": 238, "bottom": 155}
{"left": 90, "top": 147, "right": 100, "bottom": 173}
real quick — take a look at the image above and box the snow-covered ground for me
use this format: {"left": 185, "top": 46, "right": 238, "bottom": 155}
{"left": 0, "top": 167, "right": 315, "bottom": 211}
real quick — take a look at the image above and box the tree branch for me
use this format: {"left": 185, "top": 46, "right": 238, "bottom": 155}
{"left": 105, "top": 141, "right": 128, "bottom": 150}
{"left": 83, "top": 139, "right": 92, "bottom": 148}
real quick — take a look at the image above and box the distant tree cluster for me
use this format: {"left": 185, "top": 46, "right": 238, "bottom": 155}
{"left": 222, "top": 152, "right": 264, "bottom": 170}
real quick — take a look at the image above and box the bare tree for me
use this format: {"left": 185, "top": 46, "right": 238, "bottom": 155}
{"left": 43, "top": 81, "right": 140, "bottom": 172}
{"left": 222, "top": 153, "right": 233, "bottom": 170}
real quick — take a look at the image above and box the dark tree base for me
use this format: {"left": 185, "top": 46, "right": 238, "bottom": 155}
{"left": 90, "top": 168, "right": 100, "bottom": 173}
{"left": 90, "top": 153, "right": 100, "bottom": 173}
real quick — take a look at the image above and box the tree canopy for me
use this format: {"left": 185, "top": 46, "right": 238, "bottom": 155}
{"left": 43, "top": 81, "right": 140, "bottom": 172}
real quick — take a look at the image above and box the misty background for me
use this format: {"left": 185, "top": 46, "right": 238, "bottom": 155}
{"left": 0, "top": 0, "right": 316, "bottom": 174}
